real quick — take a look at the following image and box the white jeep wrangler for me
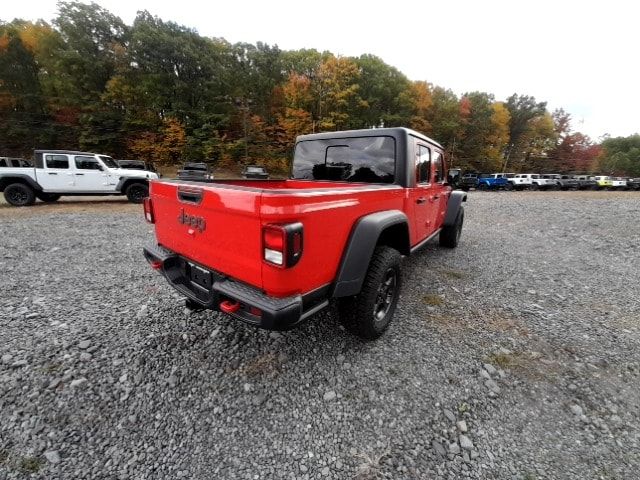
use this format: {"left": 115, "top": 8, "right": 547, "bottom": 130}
{"left": 0, "top": 149, "right": 158, "bottom": 206}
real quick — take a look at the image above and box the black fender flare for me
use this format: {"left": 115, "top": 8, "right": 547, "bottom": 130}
{"left": 332, "top": 210, "right": 409, "bottom": 298}
{"left": 0, "top": 174, "right": 43, "bottom": 192}
{"left": 443, "top": 190, "right": 467, "bottom": 226}
{"left": 116, "top": 177, "right": 147, "bottom": 193}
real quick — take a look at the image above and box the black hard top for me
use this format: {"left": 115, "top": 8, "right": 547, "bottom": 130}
{"left": 296, "top": 127, "right": 443, "bottom": 149}
{"left": 35, "top": 149, "right": 103, "bottom": 156}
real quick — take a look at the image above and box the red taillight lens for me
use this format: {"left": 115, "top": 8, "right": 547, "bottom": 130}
{"left": 143, "top": 197, "right": 154, "bottom": 223}
{"left": 264, "top": 227, "right": 285, "bottom": 250}
{"left": 262, "top": 223, "right": 303, "bottom": 268}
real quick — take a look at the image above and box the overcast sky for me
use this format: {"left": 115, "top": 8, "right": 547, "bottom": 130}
{"left": 4, "top": 0, "right": 639, "bottom": 140}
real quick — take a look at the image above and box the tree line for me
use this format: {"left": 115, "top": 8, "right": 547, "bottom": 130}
{"left": 1, "top": 2, "right": 638, "bottom": 176}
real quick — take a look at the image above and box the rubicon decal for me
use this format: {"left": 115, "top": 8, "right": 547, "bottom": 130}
{"left": 178, "top": 208, "right": 206, "bottom": 232}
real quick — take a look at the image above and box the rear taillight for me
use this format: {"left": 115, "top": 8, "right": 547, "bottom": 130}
{"left": 262, "top": 223, "right": 303, "bottom": 268}
{"left": 143, "top": 197, "right": 154, "bottom": 223}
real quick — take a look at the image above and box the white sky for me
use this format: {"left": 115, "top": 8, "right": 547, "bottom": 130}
{"left": 4, "top": 0, "right": 639, "bottom": 140}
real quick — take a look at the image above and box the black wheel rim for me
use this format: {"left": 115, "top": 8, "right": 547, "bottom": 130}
{"left": 130, "top": 186, "right": 146, "bottom": 202}
{"left": 8, "top": 189, "right": 27, "bottom": 205}
{"left": 374, "top": 268, "right": 397, "bottom": 324}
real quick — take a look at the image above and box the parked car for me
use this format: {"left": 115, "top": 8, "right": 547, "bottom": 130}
{"left": 0, "top": 149, "right": 158, "bottom": 206}
{"left": 627, "top": 178, "right": 640, "bottom": 190}
{"left": 460, "top": 173, "right": 479, "bottom": 191}
{"left": 594, "top": 176, "right": 613, "bottom": 190}
{"left": 241, "top": 165, "right": 269, "bottom": 179}
{"left": 572, "top": 175, "right": 598, "bottom": 190}
{"left": 117, "top": 159, "right": 158, "bottom": 173}
{"left": 477, "top": 173, "right": 509, "bottom": 190}
{"left": 542, "top": 174, "right": 579, "bottom": 190}
{"left": 520, "top": 174, "right": 555, "bottom": 190}
{"left": 502, "top": 173, "right": 532, "bottom": 190}
{"left": 0, "top": 157, "right": 32, "bottom": 168}
{"left": 143, "top": 127, "right": 467, "bottom": 340}
{"left": 447, "top": 168, "right": 462, "bottom": 189}
{"left": 177, "top": 162, "right": 213, "bottom": 181}
{"left": 611, "top": 177, "right": 628, "bottom": 189}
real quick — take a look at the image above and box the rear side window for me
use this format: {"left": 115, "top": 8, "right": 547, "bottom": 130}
{"left": 432, "top": 150, "right": 444, "bottom": 183}
{"left": 75, "top": 156, "right": 101, "bottom": 170}
{"left": 416, "top": 145, "right": 431, "bottom": 184}
{"left": 46, "top": 155, "right": 69, "bottom": 169}
{"left": 293, "top": 136, "right": 395, "bottom": 184}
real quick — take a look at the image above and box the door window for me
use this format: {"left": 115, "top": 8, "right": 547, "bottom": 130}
{"left": 75, "top": 156, "right": 102, "bottom": 170}
{"left": 416, "top": 145, "right": 431, "bottom": 184}
{"left": 45, "top": 155, "right": 69, "bottom": 169}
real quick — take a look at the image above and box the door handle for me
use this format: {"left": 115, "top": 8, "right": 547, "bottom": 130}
{"left": 48, "top": 172, "right": 58, "bottom": 175}
{"left": 75, "top": 173, "right": 85, "bottom": 175}
{"left": 433, "top": 195, "right": 440, "bottom": 200}
{"left": 416, "top": 197, "right": 426, "bottom": 204}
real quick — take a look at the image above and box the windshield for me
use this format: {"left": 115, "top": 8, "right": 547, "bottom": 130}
{"left": 99, "top": 155, "right": 118, "bottom": 168}
{"left": 505, "top": 173, "right": 515, "bottom": 178}
{"left": 246, "top": 166, "right": 264, "bottom": 173}
{"left": 292, "top": 136, "right": 395, "bottom": 184}
{"left": 531, "top": 174, "right": 539, "bottom": 179}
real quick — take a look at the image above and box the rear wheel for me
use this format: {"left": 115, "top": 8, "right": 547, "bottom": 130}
{"left": 36, "top": 192, "right": 61, "bottom": 203}
{"left": 125, "top": 182, "right": 149, "bottom": 203}
{"left": 531, "top": 183, "right": 540, "bottom": 191}
{"left": 4, "top": 183, "right": 36, "bottom": 206}
{"left": 477, "top": 182, "right": 488, "bottom": 191}
{"left": 338, "top": 246, "right": 402, "bottom": 340}
{"left": 505, "top": 182, "right": 514, "bottom": 191}
{"left": 439, "top": 206, "right": 464, "bottom": 249}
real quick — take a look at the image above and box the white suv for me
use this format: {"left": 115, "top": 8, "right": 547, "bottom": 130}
{"left": 520, "top": 174, "right": 556, "bottom": 190}
{"left": 502, "top": 173, "right": 532, "bottom": 190}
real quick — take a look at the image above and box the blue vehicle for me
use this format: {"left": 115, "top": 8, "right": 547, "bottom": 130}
{"left": 477, "top": 173, "right": 510, "bottom": 190}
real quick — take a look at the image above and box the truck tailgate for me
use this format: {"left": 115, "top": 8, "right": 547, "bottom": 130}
{"left": 150, "top": 181, "right": 263, "bottom": 289}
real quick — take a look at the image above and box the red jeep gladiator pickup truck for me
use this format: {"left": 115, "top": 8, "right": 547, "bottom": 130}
{"left": 143, "top": 128, "right": 466, "bottom": 339}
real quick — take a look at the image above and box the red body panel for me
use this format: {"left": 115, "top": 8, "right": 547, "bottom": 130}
{"left": 149, "top": 178, "right": 449, "bottom": 298}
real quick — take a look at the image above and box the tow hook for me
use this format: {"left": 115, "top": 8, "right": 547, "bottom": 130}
{"left": 220, "top": 300, "right": 241, "bottom": 314}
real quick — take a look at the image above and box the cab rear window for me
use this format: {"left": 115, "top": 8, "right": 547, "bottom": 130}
{"left": 293, "top": 136, "right": 395, "bottom": 184}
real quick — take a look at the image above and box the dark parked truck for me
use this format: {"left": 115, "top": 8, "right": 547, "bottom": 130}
{"left": 143, "top": 128, "right": 467, "bottom": 339}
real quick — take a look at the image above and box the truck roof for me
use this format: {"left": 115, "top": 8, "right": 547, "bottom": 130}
{"left": 35, "top": 149, "right": 103, "bottom": 156}
{"left": 296, "top": 127, "right": 443, "bottom": 149}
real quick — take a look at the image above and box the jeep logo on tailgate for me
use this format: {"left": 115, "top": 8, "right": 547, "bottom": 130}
{"left": 178, "top": 208, "right": 206, "bottom": 233}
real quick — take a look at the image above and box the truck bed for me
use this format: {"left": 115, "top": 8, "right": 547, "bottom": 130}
{"left": 149, "top": 179, "right": 404, "bottom": 297}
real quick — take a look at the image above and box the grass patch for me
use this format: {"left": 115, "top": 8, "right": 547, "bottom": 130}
{"left": 422, "top": 294, "right": 444, "bottom": 306}
{"left": 354, "top": 448, "right": 391, "bottom": 480}
{"left": 241, "top": 353, "right": 280, "bottom": 377}
{"left": 18, "top": 456, "right": 43, "bottom": 473}
{"left": 42, "top": 363, "right": 62, "bottom": 374}
{"left": 439, "top": 268, "right": 467, "bottom": 279}
{"left": 487, "top": 352, "right": 516, "bottom": 369}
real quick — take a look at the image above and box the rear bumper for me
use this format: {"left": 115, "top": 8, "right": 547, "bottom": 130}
{"left": 143, "top": 244, "right": 327, "bottom": 330}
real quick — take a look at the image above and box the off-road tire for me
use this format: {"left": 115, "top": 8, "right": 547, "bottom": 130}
{"left": 4, "top": 183, "right": 36, "bottom": 207}
{"left": 125, "top": 182, "right": 149, "bottom": 204}
{"left": 338, "top": 246, "right": 402, "bottom": 340}
{"left": 439, "top": 206, "right": 464, "bottom": 249}
{"left": 477, "top": 182, "right": 488, "bottom": 191}
{"left": 36, "top": 192, "right": 61, "bottom": 203}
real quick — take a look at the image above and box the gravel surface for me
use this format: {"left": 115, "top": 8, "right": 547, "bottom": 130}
{"left": 1, "top": 191, "right": 639, "bottom": 479}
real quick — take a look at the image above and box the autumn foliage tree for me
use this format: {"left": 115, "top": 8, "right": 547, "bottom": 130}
{"left": 0, "top": 1, "right": 630, "bottom": 175}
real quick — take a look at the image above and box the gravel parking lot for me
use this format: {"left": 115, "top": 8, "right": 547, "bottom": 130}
{"left": 1, "top": 191, "right": 639, "bottom": 479}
